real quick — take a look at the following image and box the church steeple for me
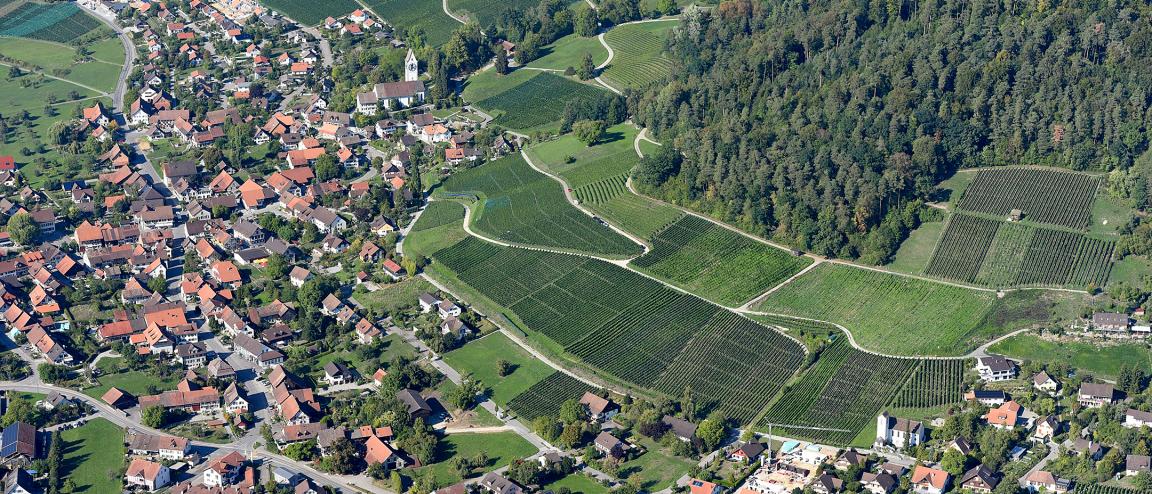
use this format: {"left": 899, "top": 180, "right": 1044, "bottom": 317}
{"left": 405, "top": 49, "right": 418, "bottom": 82}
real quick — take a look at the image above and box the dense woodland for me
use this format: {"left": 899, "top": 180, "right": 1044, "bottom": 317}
{"left": 632, "top": 0, "right": 1152, "bottom": 262}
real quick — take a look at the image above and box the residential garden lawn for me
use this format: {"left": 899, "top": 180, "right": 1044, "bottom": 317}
{"left": 988, "top": 333, "right": 1152, "bottom": 379}
{"left": 443, "top": 332, "right": 555, "bottom": 406}
{"left": 468, "top": 71, "right": 609, "bottom": 133}
{"left": 261, "top": 0, "right": 358, "bottom": 26}
{"left": 362, "top": 0, "right": 459, "bottom": 46}
{"left": 601, "top": 20, "right": 678, "bottom": 90}
{"left": 60, "top": 418, "right": 126, "bottom": 494}
{"left": 544, "top": 473, "right": 611, "bottom": 494}
{"left": 0, "top": 35, "right": 123, "bottom": 91}
{"left": 618, "top": 437, "right": 695, "bottom": 491}
{"left": 354, "top": 277, "right": 436, "bottom": 313}
{"left": 525, "top": 33, "right": 609, "bottom": 71}
{"left": 415, "top": 431, "right": 537, "bottom": 485}
{"left": 84, "top": 358, "right": 181, "bottom": 398}
{"left": 756, "top": 263, "right": 1009, "bottom": 356}
{"left": 886, "top": 220, "right": 946, "bottom": 275}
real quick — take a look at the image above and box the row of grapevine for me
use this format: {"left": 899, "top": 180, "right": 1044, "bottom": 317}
{"left": 1014, "top": 229, "right": 1115, "bottom": 287}
{"left": 574, "top": 175, "right": 627, "bottom": 204}
{"left": 924, "top": 214, "right": 999, "bottom": 282}
{"left": 411, "top": 201, "right": 465, "bottom": 232}
{"left": 1076, "top": 485, "right": 1152, "bottom": 494}
{"left": 891, "top": 359, "right": 968, "bottom": 408}
{"left": 506, "top": 371, "right": 596, "bottom": 421}
{"left": 956, "top": 168, "right": 1100, "bottom": 229}
{"left": 477, "top": 72, "right": 608, "bottom": 131}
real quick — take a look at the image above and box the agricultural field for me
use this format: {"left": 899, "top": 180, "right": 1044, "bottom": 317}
{"left": 525, "top": 33, "right": 609, "bottom": 71}
{"left": 761, "top": 340, "right": 918, "bottom": 446}
{"left": 412, "top": 200, "right": 468, "bottom": 232}
{"left": 924, "top": 213, "right": 1115, "bottom": 288}
{"left": 525, "top": 123, "right": 685, "bottom": 239}
{"left": 890, "top": 359, "right": 968, "bottom": 409}
{"left": 0, "top": 36, "right": 123, "bottom": 91}
{"left": 439, "top": 153, "right": 643, "bottom": 258}
{"left": 601, "top": 20, "right": 677, "bottom": 90}
{"left": 956, "top": 167, "right": 1101, "bottom": 229}
{"left": 443, "top": 332, "right": 557, "bottom": 406}
{"left": 755, "top": 263, "right": 1002, "bottom": 356}
{"left": 432, "top": 237, "right": 805, "bottom": 423}
{"left": 631, "top": 215, "right": 812, "bottom": 306}
{"left": 506, "top": 371, "right": 596, "bottom": 421}
{"left": 885, "top": 220, "right": 945, "bottom": 275}
{"left": 0, "top": 1, "right": 100, "bottom": 42}
{"left": 474, "top": 72, "right": 608, "bottom": 132}
{"left": 260, "top": 0, "right": 358, "bottom": 26}
{"left": 448, "top": 0, "right": 540, "bottom": 27}
{"left": 362, "top": 0, "right": 460, "bottom": 46}
{"left": 988, "top": 334, "right": 1152, "bottom": 379}
{"left": 1075, "top": 485, "right": 1151, "bottom": 494}
{"left": 0, "top": 77, "right": 106, "bottom": 188}
{"left": 402, "top": 200, "right": 469, "bottom": 259}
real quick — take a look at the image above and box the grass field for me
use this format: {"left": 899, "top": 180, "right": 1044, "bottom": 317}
{"left": 0, "top": 36, "right": 122, "bottom": 91}
{"left": 631, "top": 215, "right": 812, "bottom": 306}
{"left": 60, "top": 418, "right": 126, "bottom": 494}
{"left": 443, "top": 332, "right": 556, "bottom": 406}
{"left": 756, "top": 263, "right": 1003, "bottom": 356}
{"left": 0, "top": 2, "right": 101, "bottom": 42}
{"left": 261, "top": 0, "right": 358, "bottom": 26}
{"left": 544, "top": 473, "right": 611, "bottom": 494}
{"left": 433, "top": 237, "right": 805, "bottom": 423}
{"left": 525, "top": 33, "right": 609, "bottom": 71}
{"left": 601, "top": 20, "right": 677, "bottom": 89}
{"left": 525, "top": 124, "right": 684, "bottom": 239}
{"left": 403, "top": 201, "right": 470, "bottom": 259}
{"left": 362, "top": 0, "right": 460, "bottom": 46}
{"left": 439, "top": 153, "right": 643, "bottom": 258}
{"left": 354, "top": 277, "right": 435, "bottom": 313}
{"left": 472, "top": 71, "right": 608, "bottom": 132}
{"left": 618, "top": 437, "right": 695, "bottom": 491}
{"left": 415, "top": 431, "right": 537, "bottom": 485}
{"left": 886, "top": 220, "right": 945, "bottom": 275}
{"left": 988, "top": 334, "right": 1151, "bottom": 379}
{"left": 84, "top": 358, "right": 181, "bottom": 398}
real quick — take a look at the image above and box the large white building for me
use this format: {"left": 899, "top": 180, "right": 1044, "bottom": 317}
{"left": 876, "top": 412, "right": 925, "bottom": 449}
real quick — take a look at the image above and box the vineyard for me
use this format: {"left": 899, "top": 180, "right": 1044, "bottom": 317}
{"left": 439, "top": 154, "right": 642, "bottom": 257}
{"left": 361, "top": 0, "right": 459, "bottom": 46}
{"left": 476, "top": 72, "right": 607, "bottom": 131}
{"left": 261, "top": 0, "right": 358, "bottom": 26}
{"left": 956, "top": 168, "right": 1101, "bottom": 229}
{"left": 924, "top": 213, "right": 1114, "bottom": 288}
{"left": 756, "top": 263, "right": 999, "bottom": 356}
{"left": 506, "top": 371, "right": 596, "bottom": 421}
{"left": 0, "top": 2, "right": 100, "bottom": 42}
{"left": 1076, "top": 486, "right": 1151, "bottom": 494}
{"left": 601, "top": 20, "right": 677, "bottom": 89}
{"left": 761, "top": 339, "right": 918, "bottom": 446}
{"left": 891, "top": 359, "right": 967, "bottom": 408}
{"left": 449, "top": 0, "right": 538, "bottom": 27}
{"left": 432, "top": 236, "right": 805, "bottom": 423}
{"left": 412, "top": 201, "right": 465, "bottom": 232}
{"left": 630, "top": 215, "right": 812, "bottom": 306}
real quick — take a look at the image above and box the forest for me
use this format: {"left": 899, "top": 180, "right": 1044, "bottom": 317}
{"left": 631, "top": 0, "right": 1152, "bottom": 262}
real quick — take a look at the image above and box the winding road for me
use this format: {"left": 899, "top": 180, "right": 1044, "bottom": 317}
{"left": 77, "top": 2, "right": 136, "bottom": 112}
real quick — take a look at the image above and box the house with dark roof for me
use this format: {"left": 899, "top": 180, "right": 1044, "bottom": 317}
{"left": 662, "top": 415, "right": 697, "bottom": 442}
{"left": 959, "top": 465, "right": 999, "bottom": 493}
{"left": 396, "top": 389, "right": 431, "bottom": 419}
{"left": 975, "top": 356, "right": 1017, "bottom": 382}
{"left": 0, "top": 422, "right": 38, "bottom": 466}
{"left": 1078, "top": 383, "right": 1115, "bottom": 408}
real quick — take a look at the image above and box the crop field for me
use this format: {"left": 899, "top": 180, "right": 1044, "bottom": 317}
{"left": 756, "top": 263, "right": 999, "bottom": 356}
{"left": 583, "top": 191, "right": 684, "bottom": 240}
{"left": 0, "top": 2, "right": 100, "bottom": 42}
{"left": 956, "top": 168, "right": 1101, "bottom": 229}
{"left": 432, "top": 236, "right": 805, "bottom": 423}
{"left": 476, "top": 72, "right": 607, "bottom": 131}
{"left": 761, "top": 340, "right": 917, "bottom": 446}
{"left": 630, "top": 215, "right": 812, "bottom": 306}
{"left": 440, "top": 154, "right": 642, "bottom": 257}
{"left": 412, "top": 201, "right": 466, "bottom": 232}
{"left": 601, "top": 20, "right": 677, "bottom": 89}
{"left": 362, "top": 0, "right": 459, "bottom": 46}
{"left": 924, "top": 214, "right": 1114, "bottom": 288}
{"left": 506, "top": 371, "right": 596, "bottom": 421}
{"left": 261, "top": 0, "right": 358, "bottom": 26}
{"left": 890, "top": 359, "right": 967, "bottom": 408}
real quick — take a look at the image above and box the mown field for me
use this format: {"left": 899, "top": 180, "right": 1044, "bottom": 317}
{"left": 473, "top": 71, "right": 608, "bottom": 132}
{"left": 525, "top": 32, "right": 609, "bottom": 71}
{"left": 261, "top": 0, "right": 358, "bottom": 26}
{"left": 506, "top": 371, "right": 596, "bottom": 420}
{"left": 601, "top": 20, "right": 677, "bottom": 89}
{"left": 924, "top": 213, "right": 1114, "bottom": 288}
{"left": 443, "top": 332, "right": 557, "bottom": 406}
{"left": 362, "top": 0, "right": 459, "bottom": 46}
{"left": 61, "top": 419, "right": 126, "bottom": 494}
{"left": 402, "top": 201, "right": 469, "bottom": 260}
{"left": 988, "top": 333, "right": 1152, "bottom": 379}
{"left": 0, "top": 36, "right": 122, "bottom": 91}
{"left": 956, "top": 167, "right": 1101, "bottom": 229}
{"left": 755, "top": 263, "right": 1002, "bottom": 356}
{"left": 631, "top": 215, "right": 812, "bottom": 306}
{"left": 525, "top": 124, "right": 685, "bottom": 239}
{"left": 439, "top": 153, "right": 643, "bottom": 258}
{"left": 0, "top": 1, "right": 100, "bottom": 42}
{"left": 433, "top": 236, "right": 806, "bottom": 423}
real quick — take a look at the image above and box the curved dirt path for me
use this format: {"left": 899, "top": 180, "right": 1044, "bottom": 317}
{"left": 633, "top": 127, "right": 662, "bottom": 158}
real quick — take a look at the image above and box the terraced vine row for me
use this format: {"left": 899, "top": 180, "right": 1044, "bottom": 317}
{"left": 432, "top": 236, "right": 805, "bottom": 424}
{"left": 574, "top": 175, "right": 627, "bottom": 204}
{"left": 630, "top": 215, "right": 812, "bottom": 306}
{"left": 1014, "top": 229, "right": 1114, "bottom": 287}
{"left": 1076, "top": 485, "right": 1152, "bottom": 494}
{"left": 891, "top": 359, "right": 967, "bottom": 408}
{"left": 506, "top": 371, "right": 596, "bottom": 421}
{"left": 762, "top": 339, "right": 918, "bottom": 446}
{"left": 956, "top": 168, "right": 1101, "bottom": 229}
{"left": 412, "top": 201, "right": 466, "bottom": 232}
{"left": 602, "top": 22, "right": 676, "bottom": 89}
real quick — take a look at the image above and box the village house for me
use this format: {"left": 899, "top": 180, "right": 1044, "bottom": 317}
{"left": 1078, "top": 383, "right": 1115, "bottom": 408}
{"left": 1125, "top": 409, "right": 1152, "bottom": 428}
{"left": 579, "top": 391, "right": 619, "bottom": 421}
{"left": 910, "top": 466, "right": 950, "bottom": 494}
{"left": 975, "top": 356, "right": 1017, "bottom": 382}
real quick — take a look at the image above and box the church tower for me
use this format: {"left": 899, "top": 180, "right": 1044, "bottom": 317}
{"left": 404, "top": 49, "right": 418, "bottom": 82}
